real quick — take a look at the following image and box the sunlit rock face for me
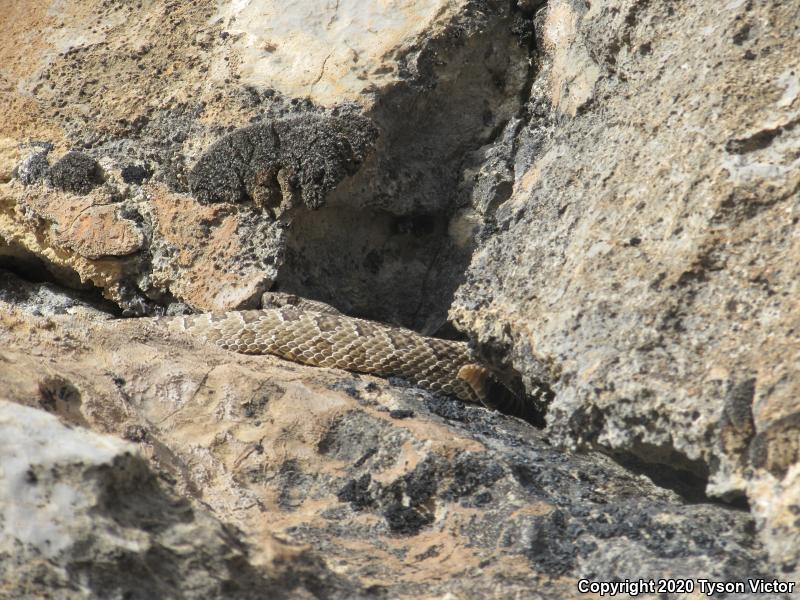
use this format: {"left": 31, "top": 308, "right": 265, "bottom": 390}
{"left": 1, "top": 0, "right": 798, "bottom": 594}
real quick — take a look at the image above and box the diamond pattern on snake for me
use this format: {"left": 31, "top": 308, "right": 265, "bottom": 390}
{"left": 165, "top": 298, "right": 546, "bottom": 422}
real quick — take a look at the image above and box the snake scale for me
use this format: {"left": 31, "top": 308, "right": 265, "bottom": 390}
{"left": 165, "top": 304, "right": 544, "bottom": 422}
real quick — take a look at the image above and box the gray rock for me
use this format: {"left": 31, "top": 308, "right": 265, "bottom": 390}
{"left": 0, "top": 269, "right": 115, "bottom": 318}
{"left": 15, "top": 150, "right": 51, "bottom": 185}
{"left": 261, "top": 385, "right": 775, "bottom": 596}
{"left": 450, "top": 0, "right": 800, "bottom": 578}
{"left": 1, "top": 0, "right": 797, "bottom": 587}
{"left": 0, "top": 400, "right": 367, "bottom": 599}
{"left": 0, "top": 311, "right": 779, "bottom": 598}
{"left": 120, "top": 163, "right": 151, "bottom": 185}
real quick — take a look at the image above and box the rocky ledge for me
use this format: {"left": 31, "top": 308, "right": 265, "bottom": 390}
{"left": 0, "top": 283, "right": 776, "bottom": 597}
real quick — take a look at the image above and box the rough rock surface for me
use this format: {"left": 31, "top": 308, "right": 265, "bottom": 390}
{"left": 0, "top": 400, "right": 363, "bottom": 599}
{"left": 0, "top": 0, "right": 798, "bottom": 594}
{"left": 46, "top": 151, "right": 103, "bottom": 195}
{"left": 0, "top": 291, "right": 777, "bottom": 597}
{"left": 450, "top": 0, "right": 800, "bottom": 578}
{"left": 0, "top": 0, "right": 530, "bottom": 329}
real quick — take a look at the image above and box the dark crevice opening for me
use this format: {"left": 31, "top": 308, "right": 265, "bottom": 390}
{"left": 0, "top": 255, "right": 121, "bottom": 316}
{"left": 604, "top": 447, "right": 750, "bottom": 510}
{"left": 0, "top": 253, "right": 56, "bottom": 284}
{"left": 275, "top": 4, "right": 540, "bottom": 337}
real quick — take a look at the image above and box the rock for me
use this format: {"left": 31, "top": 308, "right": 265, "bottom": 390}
{"left": 0, "top": 269, "right": 115, "bottom": 318}
{"left": 0, "top": 138, "right": 24, "bottom": 183}
{"left": 450, "top": 0, "right": 800, "bottom": 578}
{"left": 0, "top": 399, "right": 365, "bottom": 599}
{"left": 0, "top": 0, "right": 531, "bottom": 330}
{"left": 147, "top": 187, "right": 282, "bottom": 311}
{"left": 0, "top": 306, "right": 778, "bottom": 596}
{"left": 517, "top": 0, "right": 546, "bottom": 14}
{"left": 120, "top": 164, "right": 151, "bottom": 185}
{"left": 60, "top": 203, "right": 144, "bottom": 259}
{"left": 14, "top": 145, "right": 51, "bottom": 185}
{"left": 16, "top": 188, "right": 144, "bottom": 260}
{"left": 0, "top": 0, "right": 797, "bottom": 590}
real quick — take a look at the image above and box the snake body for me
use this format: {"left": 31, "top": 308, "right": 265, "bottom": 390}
{"left": 167, "top": 307, "right": 489, "bottom": 402}
{"left": 165, "top": 306, "right": 545, "bottom": 421}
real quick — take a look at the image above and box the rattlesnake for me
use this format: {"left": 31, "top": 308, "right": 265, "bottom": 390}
{"left": 164, "top": 297, "right": 545, "bottom": 422}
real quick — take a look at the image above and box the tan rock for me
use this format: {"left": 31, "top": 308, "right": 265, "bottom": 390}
{"left": 148, "top": 186, "right": 278, "bottom": 311}
{"left": 0, "top": 300, "right": 773, "bottom": 596}
{"left": 1, "top": 0, "right": 796, "bottom": 587}
{"left": 0, "top": 138, "right": 22, "bottom": 182}
{"left": 58, "top": 203, "right": 143, "bottom": 259}
{"left": 452, "top": 0, "right": 800, "bottom": 577}
{"left": 215, "top": 0, "right": 465, "bottom": 106}
{"left": 0, "top": 185, "right": 132, "bottom": 295}
{"left": 0, "top": 398, "right": 348, "bottom": 598}
{"left": 17, "top": 190, "right": 145, "bottom": 261}
{"left": 544, "top": 0, "right": 600, "bottom": 116}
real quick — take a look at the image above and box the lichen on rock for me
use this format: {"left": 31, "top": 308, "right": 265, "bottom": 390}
{"left": 189, "top": 113, "right": 378, "bottom": 215}
{"left": 46, "top": 151, "right": 103, "bottom": 195}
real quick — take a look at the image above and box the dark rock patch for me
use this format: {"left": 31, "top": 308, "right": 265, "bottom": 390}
{"left": 47, "top": 151, "right": 103, "bottom": 195}
{"left": 189, "top": 113, "right": 378, "bottom": 214}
